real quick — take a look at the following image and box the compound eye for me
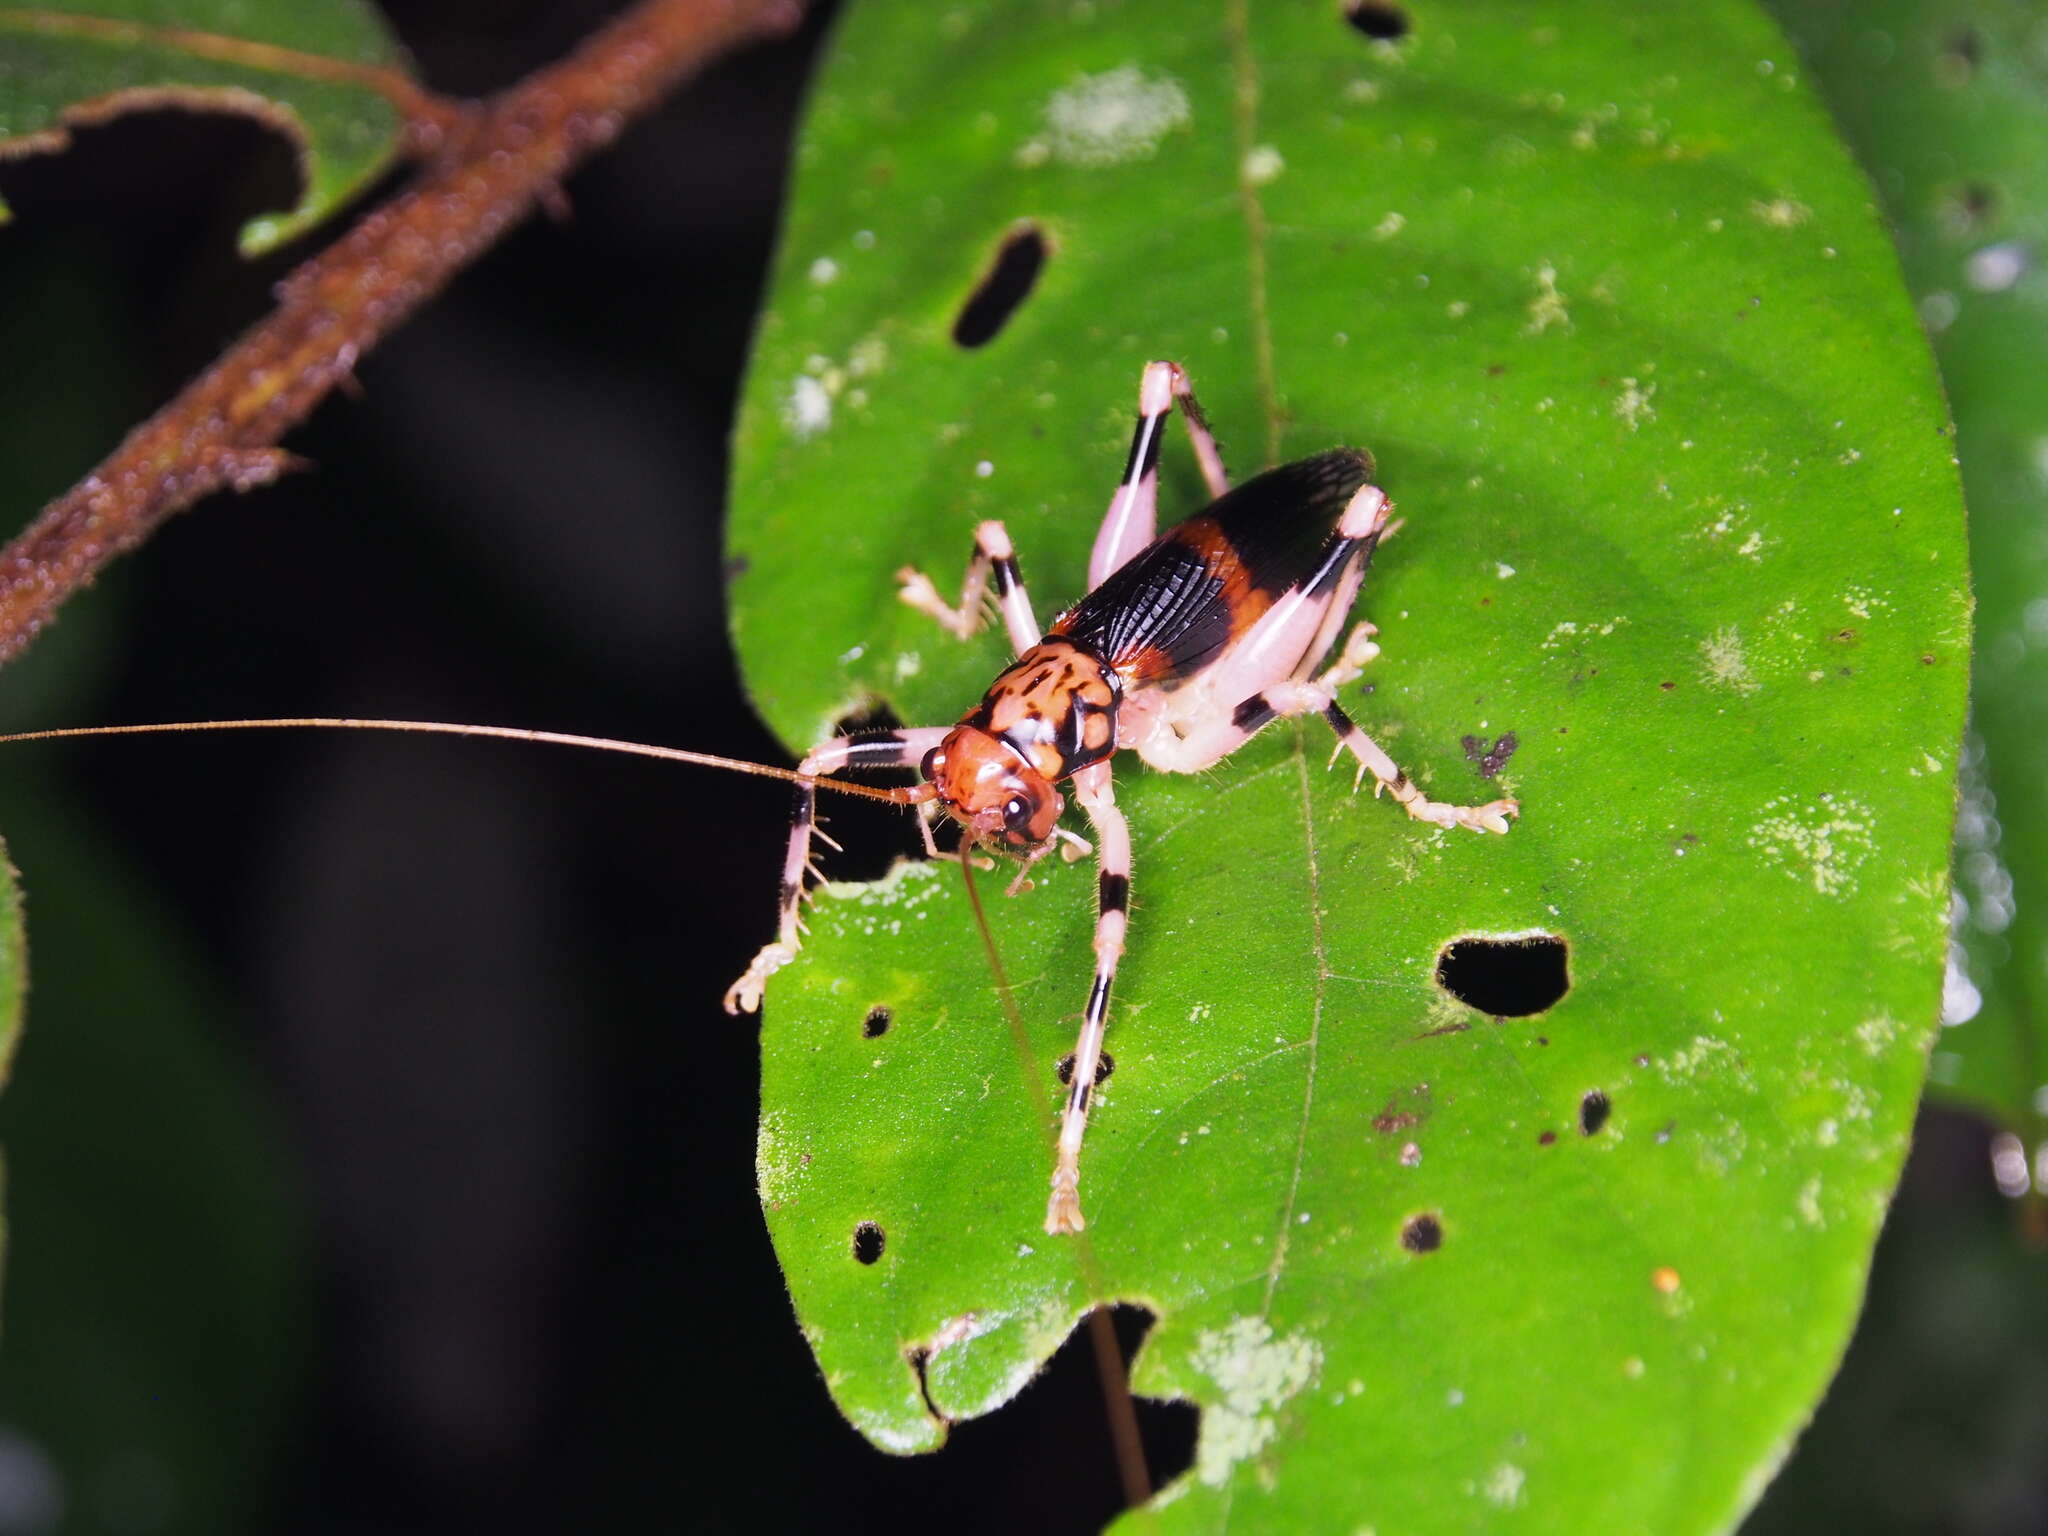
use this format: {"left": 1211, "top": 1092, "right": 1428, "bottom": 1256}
{"left": 920, "top": 748, "right": 943, "bottom": 782}
{"left": 1003, "top": 794, "right": 1029, "bottom": 828}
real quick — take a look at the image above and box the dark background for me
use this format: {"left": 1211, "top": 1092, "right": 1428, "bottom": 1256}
{"left": 0, "top": 2, "right": 2041, "bottom": 1532}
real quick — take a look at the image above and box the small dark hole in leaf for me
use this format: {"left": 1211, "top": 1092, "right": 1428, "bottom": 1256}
{"left": 1056, "top": 1051, "right": 1115, "bottom": 1086}
{"left": 1580, "top": 1089, "right": 1612, "bottom": 1136}
{"left": 816, "top": 698, "right": 925, "bottom": 877}
{"left": 1344, "top": 0, "right": 1410, "bottom": 41}
{"left": 1435, "top": 934, "right": 1569, "bottom": 1017}
{"left": 952, "top": 223, "right": 1048, "bottom": 348}
{"left": 863, "top": 1006, "right": 892, "bottom": 1038}
{"left": 852, "top": 1221, "right": 886, "bottom": 1264}
{"left": 1537, "top": 1130, "right": 1557, "bottom": 1146}
{"left": 1401, "top": 1213, "right": 1443, "bottom": 1253}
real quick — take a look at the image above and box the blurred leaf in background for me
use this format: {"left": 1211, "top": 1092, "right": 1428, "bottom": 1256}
{"left": 1771, "top": 0, "right": 2048, "bottom": 1172}
{"left": 0, "top": 0, "right": 416, "bottom": 251}
{"left": 0, "top": 193, "right": 307, "bottom": 1534}
{"left": 1747, "top": 3, "right": 2048, "bottom": 1530}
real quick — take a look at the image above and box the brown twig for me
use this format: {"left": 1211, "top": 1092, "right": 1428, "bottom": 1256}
{"left": 0, "top": 0, "right": 805, "bottom": 665}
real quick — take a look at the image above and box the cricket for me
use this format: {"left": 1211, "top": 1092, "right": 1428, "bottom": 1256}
{"left": 3, "top": 359, "right": 1518, "bottom": 1237}
{"left": 725, "top": 358, "right": 1518, "bottom": 1232}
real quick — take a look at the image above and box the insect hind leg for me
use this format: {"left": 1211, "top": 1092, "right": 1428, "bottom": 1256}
{"left": 1313, "top": 693, "right": 1517, "bottom": 834}
{"left": 1087, "top": 360, "right": 1231, "bottom": 589}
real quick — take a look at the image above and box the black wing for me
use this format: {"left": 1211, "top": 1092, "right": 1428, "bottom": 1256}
{"left": 1051, "top": 448, "right": 1376, "bottom": 685}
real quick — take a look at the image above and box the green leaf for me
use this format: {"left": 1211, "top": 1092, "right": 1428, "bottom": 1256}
{"left": 0, "top": 0, "right": 416, "bottom": 252}
{"left": 729, "top": 3, "right": 1969, "bottom": 1530}
{"left": 1771, "top": 0, "right": 2048, "bottom": 1161}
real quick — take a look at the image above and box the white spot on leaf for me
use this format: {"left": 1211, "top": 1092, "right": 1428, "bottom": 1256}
{"left": 1525, "top": 262, "right": 1570, "bottom": 333}
{"left": 785, "top": 375, "right": 832, "bottom": 439}
{"left": 1190, "top": 1317, "right": 1322, "bottom": 1486}
{"left": 1747, "top": 793, "right": 1876, "bottom": 897}
{"left": 1243, "top": 144, "right": 1286, "bottom": 184}
{"left": 1033, "top": 65, "right": 1192, "bottom": 167}
{"left": 1699, "top": 626, "right": 1759, "bottom": 694}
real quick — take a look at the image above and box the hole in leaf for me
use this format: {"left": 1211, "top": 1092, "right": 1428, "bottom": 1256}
{"left": 952, "top": 222, "right": 1048, "bottom": 348}
{"left": 1401, "top": 1212, "right": 1443, "bottom": 1253}
{"left": 852, "top": 1221, "right": 886, "bottom": 1264}
{"left": 1435, "top": 933, "right": 1569, "bottom": 1017}
{"left": 1537, "top": 1130, "right": 1557, "bottom": 1146}
{"left": 1056, "top": 1051, "right": 1115, "bottom": 1086}
{"left": 907, "top": 1304, "right": 1194, "bottom": 1525}
{"left": 816, "top": 697, "right": 925, "bottom": 878}
{"left": 1344, "top": 1, "right": 1411, "bottom": 41}
{"left": 863, "top": 1005, "right": 892, "bottom": 1038}
{"left": 1580, "top": 1089, "right": 1611, "bottom": 1136}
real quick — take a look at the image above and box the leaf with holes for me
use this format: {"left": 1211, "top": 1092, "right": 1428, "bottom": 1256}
{"left": 1773, "top": 0, "right": 2048, "bottom": 1174}
{"left": 0, "top": 0, "right": 417, "bottom": 252}
{"left": 728, "top": 2, "right": 1969, "bottom": 1530}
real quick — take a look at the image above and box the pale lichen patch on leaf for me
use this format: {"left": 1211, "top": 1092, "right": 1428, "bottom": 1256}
{"left": 1027, "top": 64, "right": 1192, "bottom": 168}
{"left": 1613, "top": 376, "right": 1657, "bottom": 431}
{"left": 1747, "top": 793, "right": 1876, "bottom": 898}
{"left": 1699, "top": 625, "right": 1760, "bottom": 694}
{"left": 1525, "top": 262, "right": 1570, "bottom": 333}
{"left": 1751, "top": 196, "right": 1812, "bottom": 228}
{"left": 1243, "top": 143, "right": 1286, "bottom": 184}
{"left": 1482, "top": 1460, "right": 1527, "bottom": 1508}
{"left": 784, "top": 374, "right": 832, "bottom": 439}
{"left": 1189, "top": 1317, "right": 1322, "bottom": 1487}
{"left": 756, "top": 1110, "right": 809, "bottom": 1207}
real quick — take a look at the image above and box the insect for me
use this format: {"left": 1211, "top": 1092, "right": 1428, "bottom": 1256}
{"left": 7, "top": 360, "right": 1517, "bottom": 1238}
{"left": 723, "top": 359, "right": 1518, "bottom": 1234}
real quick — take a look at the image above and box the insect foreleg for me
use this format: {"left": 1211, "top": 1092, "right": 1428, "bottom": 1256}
{"left": 724, "top": 726, "right": 950, "bottom": 1014}
{"left": 1046, "top": 761, "right": 1130, "bottom": 1234}
{"left": 897, "top": 520, "right": 1040, "bottom": 656}
{"left": 1088, "top": 360, "right": 1232, "bottom": 589}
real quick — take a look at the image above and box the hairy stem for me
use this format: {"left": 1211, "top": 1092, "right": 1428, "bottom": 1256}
{"left": 0, "top": 0, "right": 804, "bottom": 664}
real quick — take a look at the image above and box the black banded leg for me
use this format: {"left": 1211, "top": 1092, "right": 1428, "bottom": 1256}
{"left": 1086, "top": 360, "right": 1233, "bottom": 589}
{"left": 724, "top": 726, "right": 951, "bottom": 1014}
{"left": 1168, "top": 361, "right": 1230, "bottom": 501}
{"left": 1317, "top": 698, "right": 1518, "bottom": 834}
{"left": 897, "top": 519, "right": 1040, "bottom": 657}
{"left": 1047, "top": 762, "right": 1131, "bottom": 1234}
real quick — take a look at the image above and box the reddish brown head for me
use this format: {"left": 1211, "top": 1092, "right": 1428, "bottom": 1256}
{"left": 921, "top": 725, "right": 1064, "bottom": 850}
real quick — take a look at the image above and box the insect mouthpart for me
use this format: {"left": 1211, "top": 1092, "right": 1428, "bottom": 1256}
{"left": 922, "top": 727, "right": 1063, "bottom": 850}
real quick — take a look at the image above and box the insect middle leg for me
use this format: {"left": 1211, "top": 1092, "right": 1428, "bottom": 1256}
{"left": 1046, "top": 760, "right": 1129, "bottom": 1234}
{"left": 724, "top": 726, "right": 949, "bottom": 1014}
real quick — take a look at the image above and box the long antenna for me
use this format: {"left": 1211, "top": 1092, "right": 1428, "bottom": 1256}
{"left": 0, "top": 719, "right": 912, "bottom": 804}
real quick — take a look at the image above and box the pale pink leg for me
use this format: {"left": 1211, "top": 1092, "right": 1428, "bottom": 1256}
{"left": 898, "top": 520, "right": 1041, "bottom": 656}
{"left": 1046, "top": 761, "right": 1131, "bottom": 1234}
{"left": 724, "top": 726, "right": 949, "bottom": 1013}
{"left": 1087, "top": 360, "right": 1232, "bottom": 588}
